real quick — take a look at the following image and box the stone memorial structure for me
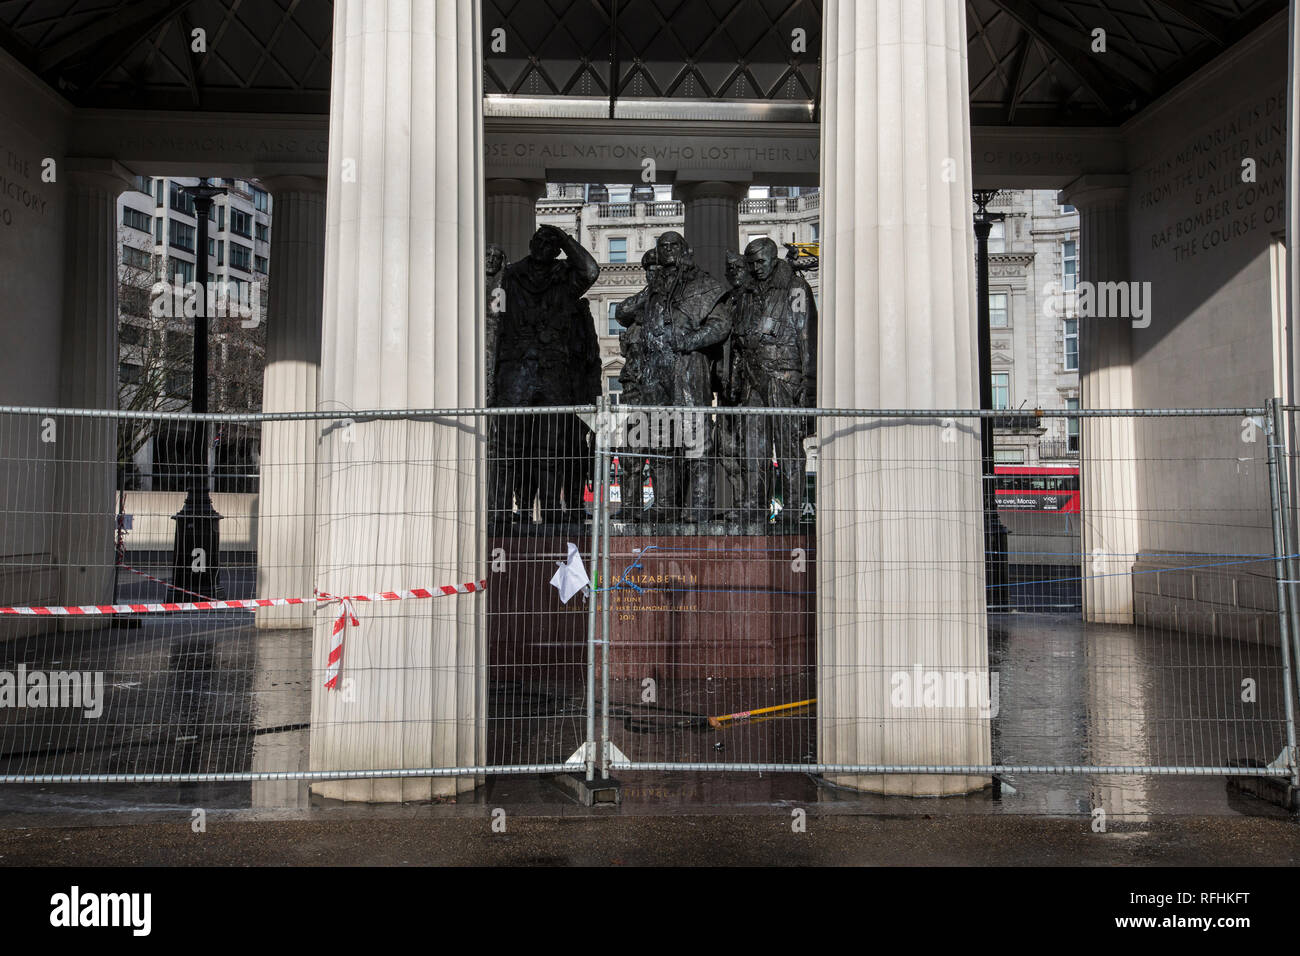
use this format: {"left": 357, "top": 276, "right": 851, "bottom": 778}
{"left": 0, "top": 0, "right": 1294, "bottom": 799}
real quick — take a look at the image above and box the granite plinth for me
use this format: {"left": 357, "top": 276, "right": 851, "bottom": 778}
{"left": 487, "top": 534, "right": 589, "bottom": 682}
{"left": 604, "top": 533, "right": 815, "bottom": 680}
{"left": 487, "top": 529, "right": 816, "bottom": 683}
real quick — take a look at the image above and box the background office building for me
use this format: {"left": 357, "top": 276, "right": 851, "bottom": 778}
{"left": 116, "top": 177, "right": 271, "bottom": 490}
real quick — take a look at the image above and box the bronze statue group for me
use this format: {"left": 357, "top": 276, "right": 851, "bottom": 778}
{"left": 485, "top": 225, "right": 816, "bottom": 532}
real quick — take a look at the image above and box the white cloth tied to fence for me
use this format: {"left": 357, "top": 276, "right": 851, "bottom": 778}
{"left": 550, "top": 542, "right": 591, "bottom": 604}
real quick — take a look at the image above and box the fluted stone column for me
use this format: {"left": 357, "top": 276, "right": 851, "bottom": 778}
{"left": 817, "top": 0, "right": 991, "bottom": 795}
{"left": 673, "top": 180, "right": 750, "bottom": 282}
{"left": 255, "top": 177, "right": 326, "bottom": 628}
{"left": 1062, "top": 176, "right": 1137, "bottom": 624}
{"left": 311, "top": 0, "right": 484, "bottom": 802}
{"left": 485, "top": 178, "right": 544, "bottom": 262}
{"left": 1289, "top": 7, "right": 1299, "bottom": 404}
{"left": 55, "top": 159, "right": 133, "bottom": 625}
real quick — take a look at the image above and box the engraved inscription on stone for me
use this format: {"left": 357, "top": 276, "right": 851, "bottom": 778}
{"left": 1140, "top": 89, "right": 1288, "bottom": 263}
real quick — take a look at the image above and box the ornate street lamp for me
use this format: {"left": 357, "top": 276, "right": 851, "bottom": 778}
{"left": 171, "top": 178, "right": 227, "bottom": 599}
{"left": 973, "top": 189, "right": 1009, "bottom": 603}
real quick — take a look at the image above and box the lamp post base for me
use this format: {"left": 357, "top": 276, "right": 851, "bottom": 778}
{"left": 171, "top": 490, "right": 223, "bottom": 599}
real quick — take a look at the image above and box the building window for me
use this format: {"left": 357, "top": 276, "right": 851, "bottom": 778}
{"left": 154, "top": 217, "right": 163, "bottom": 243}
{"left": 1060, "top": 203, "right": 1076, "bottom": 214}
{"left": 217, "top": 240, "right": 224, "bottom": 265}
{"left": 255, "top": 254, "right": 268, "bottom": 273}
{"left": 988, "top": 221, "right": 1005, "bottom": 253}
{"left": 608, "top": 237, "right": 628, "bottom": 263}
{"left": 607, "top": 302, "right": 621, "bottom": 336}
{"left": 165, "top": 370, "right": 190, "bottom": 399}
{"left": 169, "top": 220, "right": 195, "bottom": 252}
{"left": 255, "top": 222, "right": 268, "bottom": 242}
{"left": 171, "top": 259, "right": 194, "bottom": 284}
{"left": 994, "top": 449, "right": 1025, "bottom": 464}
{"left": 169, "top": 182, "right": 195, "bottom": 217}
{"left": 748, "top": 186, "right": 770, "bottom": 199}
{"left": 989, "top": 292, "right": 1008, "bottom": 328}
{"left": 1063, "top": 240, "right": 1078, "bottom": 292}
{"left": 122, "top": 207, "right": 152, "bottom": 233}
{"left": 229, "top": 241, "right": 252, "bottom": 272}
{"left": 120, "top": 324, "right": 144, "bottom": 346}
{"left": 153, "top": 424, "right": 190, "bottom": 489}
{"left": 230, "top": 209, "right": 252, "bottom": 238}
{"left": 607, "top": 376, "right": 622, "bottom": 402}
{"left": 608, "top": 185, "right": 631, "bottom": 203}
{"left": 810, "top": 223, "right": 819, "bottom": 241}
{"left": 1066, "top": 398, "right": 1080, "bottom": 452}
{"left": 253, "top": 187, "right": 269, "bottom": 212}
{"left": 1063, "top": 318, "right": 1079, "bottom": 370}
{"left": 122, "top": 245, "right": 152, "bottom": 270}
{"left": 154, "top": 179, "right": 164, "bottom": 206}
{"left": 165, "top": 332, "right": 192, "bottom": 366}
{"left": 122, "top": 287, "right": 151, "bottom": 316}
{"left": 991, "top": 372, "right": 1010, "bottom": 410}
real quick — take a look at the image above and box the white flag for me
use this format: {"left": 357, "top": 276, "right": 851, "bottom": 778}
{"left": 549, "top": 542, "right": 591, "bottom": 604}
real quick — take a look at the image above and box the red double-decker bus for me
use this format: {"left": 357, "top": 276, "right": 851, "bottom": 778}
{"left": 994, "top": 465, "right": 1080, "bottom": 514}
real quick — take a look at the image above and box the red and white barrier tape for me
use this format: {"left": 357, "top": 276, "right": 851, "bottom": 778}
{"left": 317, "top": 591, "right": 359, "bottom": 691}
{"left": 0, "top": 580, "right": 487, "bottom": 692}
{"left": 118, "top": 562, "right": 215, "bottom": 602}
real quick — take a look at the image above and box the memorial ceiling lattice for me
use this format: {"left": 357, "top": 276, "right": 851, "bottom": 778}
{"left": 0, "top": 0, "right": 1286, "bottom": 123}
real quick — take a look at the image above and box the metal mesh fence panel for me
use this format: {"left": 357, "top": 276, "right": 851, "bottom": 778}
{"left": 0, "top": 406, "right": 598, "bottom": 785}
{"left": 595, "top": 406, "right": 1295, "bottom": 786}
{"left": 0, "top": 409, "right": 274, "bottom": 781}
{"left": 0, "top": 403, "right": 1292, "bottom": 787}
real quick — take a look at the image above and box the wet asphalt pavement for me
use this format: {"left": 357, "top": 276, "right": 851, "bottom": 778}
{"left": 1, "top": 812, "right": 1297, "bottom": 866}
{"left": 1, "top": 557, "right": 1298, "bottom": 867}
{"left": 0, "top": 604, "right": 1289, "bottom": 820}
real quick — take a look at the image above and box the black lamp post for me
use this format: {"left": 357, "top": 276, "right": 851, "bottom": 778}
{"left": 171, "top": 178, "right": 227, "bottom": 599}
{"left": 973, "top": 189, "right": 1009, "bottom": 605}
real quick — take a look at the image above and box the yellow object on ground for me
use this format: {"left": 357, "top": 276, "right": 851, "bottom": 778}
{"left": 708, "top": 698, "right": 817, "bottom": 729}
